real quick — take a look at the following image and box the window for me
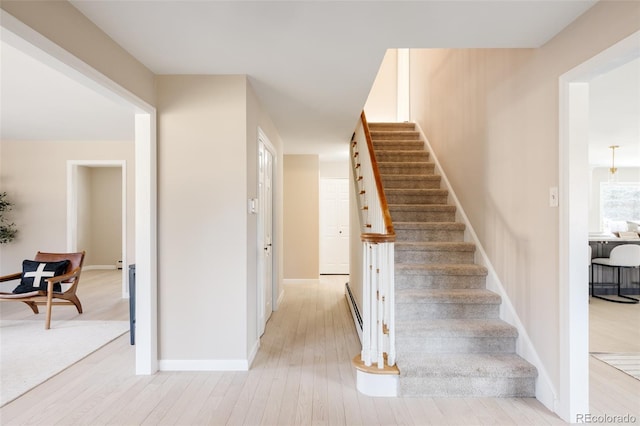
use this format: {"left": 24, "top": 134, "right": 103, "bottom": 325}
{"left": 600, "top": 182, "right": 640, "bottom": 231}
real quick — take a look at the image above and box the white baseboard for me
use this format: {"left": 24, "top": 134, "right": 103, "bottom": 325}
{"left": 415, "top": 123, "right": 557, "bottom": 411}
{"left": 283, "top": 278, "right": 320, "bottom": 285}
{"left": 83, "top": 265, "right": 117, "bottom": 271}
{"left": 159, "top": 358, "right": 250, "bottom": 371}
{"left": 247, "top": 339, "right": 260, "bottom": 369}
{"left": 275, "top": 289, "right": 285, "bottom": 310}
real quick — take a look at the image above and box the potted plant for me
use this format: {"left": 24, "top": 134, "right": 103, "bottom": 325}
{"left": 0, "top": 192, "right": 18, "bottom": 244}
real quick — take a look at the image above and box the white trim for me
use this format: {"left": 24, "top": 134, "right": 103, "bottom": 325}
{"left": 283, "top": 279, "right": 320, "bottom": 285}
{"left": 415, "top": 122, "right": 557, "bottom": 410}
{"left": 276, "top": 289, "right": 285, "bottom": 310}
{"left": 557, "top": 30, "right": 640, "bottom": 423}
{"left": 396, "top": 48, "right": 410, "bottom": 122}
{"left": 159, "top": 359, "right": 251, "bottom": 371}
{"left": 355, "top": 369, "right": 398, "bottom": 397}
{"left": 257, "top": 128, "right": 277, "bottom": 337}
{"left": 66, "top": 160, "right": 127, "bottom": 297}
{"left": 247, "top": 339, "right": 260, "bottom": 369}
{"left": 1, "top": 10, "right": 158, "bottom": 376}
{"left": 83, "top": 265, "right": 118, "bottom": 271}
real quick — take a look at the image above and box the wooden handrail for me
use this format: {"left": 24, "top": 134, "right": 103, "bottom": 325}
{"left": 361, "top": 111, "right": 395, "bottom": 239}
{"left": 361, "top": 233, "right": 396, "bottom": 244}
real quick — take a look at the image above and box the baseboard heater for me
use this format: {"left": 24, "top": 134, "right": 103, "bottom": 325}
{"left": 345, "top": 282, "right": 363, "bottom": 343}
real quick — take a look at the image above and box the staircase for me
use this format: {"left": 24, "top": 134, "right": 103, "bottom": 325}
{"left": 369, "top": 122, "right": 537, "bottom": 397}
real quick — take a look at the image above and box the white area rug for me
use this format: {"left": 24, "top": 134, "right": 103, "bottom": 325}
{"left": 0, "top": 320, "right": 129, "bottom": 406}
{"left": 591, "top": 352, "right": 640, "bottom": 381}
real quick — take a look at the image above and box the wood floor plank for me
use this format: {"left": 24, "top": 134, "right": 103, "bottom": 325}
{"left": 6, "top": 273, "right": 640, "bottom": 425}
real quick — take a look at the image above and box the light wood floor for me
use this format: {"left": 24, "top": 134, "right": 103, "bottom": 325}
{"left": 0, "top": 272, "right": 638, "bottom": 425}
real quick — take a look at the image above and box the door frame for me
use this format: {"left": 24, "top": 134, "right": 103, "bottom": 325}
{"left": 1, "top": 10, "right": 159, "bottom": 375}
{"left": 67, "top": 160, "right": 128, "bottom": 297}
{"left": 257, "top": 127, "right": 276, "bottom": 336}
{"left": 558, "top": 30, "right": 640, "bottom": 421}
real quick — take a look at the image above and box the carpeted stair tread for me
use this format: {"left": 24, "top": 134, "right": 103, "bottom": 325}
{"left": 369, "top": 122, "right": 416, "bottom": 131}
{"left": 370, "top": 130, "right": 421, "bottom": 140}
{"left": 394, "top": 221, "right": 465, "bottom": 231}
{"left": 374, "top": 143, "right": 425, "bottom": 151}
{"left": 381, "top": 175, "right": 442, "bottom": 189}
{"left": 399, "top": 353, "right": 537, "bottom": 378}
{"left": 395, "top": 263, "right": 487, "bottom": 276}
{"left": 386, "top": 188, "right": 448, "bottom": 196}
{"left": 395, "top": 319, "right": 518, "bottom": 338}
{"left": 389, "top": 204, "right": 455, "bottom": 212}
{"left": 396, "top": 241, "right": 476, "bottom": 252}
{"left": 396, "top": 288, "right": 501, "bottom": 304}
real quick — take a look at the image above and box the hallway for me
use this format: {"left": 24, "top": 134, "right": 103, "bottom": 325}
{"left": 1, "top": 275, "right": 571, "bottom": 425}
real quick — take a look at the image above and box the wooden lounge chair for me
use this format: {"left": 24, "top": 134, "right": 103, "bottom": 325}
{"left": 0, "top": 251, "right": 86, "bottom": 329}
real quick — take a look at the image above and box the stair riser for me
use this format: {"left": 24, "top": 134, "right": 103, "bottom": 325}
{"left": 395, "top": 274, "right": 486, "bottom": 289}
{"left": 396, "top": 303, "right": 500, "bottom": 320}
{"left": 395, "top": 336, "right": 516, "bottom": 354}
{"left": 374, "top": 141, "right": 424, "bottom": 151}
{"left": 375, "top": 152, "right": 430, "bottom": 162}
{"left": 381, "top": 176, "right": 441, "bottom": 189}
{"left": 396, "top": 250, "right": 475, "bottom": 264}
{"left": 386, "top": 193, "right": 449, "bottom": 205}
{"left": 395, "top": 228, "right": 464, "bottom": 242}
{"left": 399, "top": 377, "right": 535, "bottom": 397}
{"left": 369, "top": 123, "right": 416, "bottom": 131}
{"left": 378, "top": 163, "right": 435, "bottom": 175}
{"left": 371, "top": 132, "right": 421, "bottom": 141}
{"left": 390, "top": 210, "right": 456, "bottom": 222}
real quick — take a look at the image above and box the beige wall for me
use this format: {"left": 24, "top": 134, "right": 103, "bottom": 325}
{"left": 407, "top": 1, "right": 640, "bottom": 394}
{"left": 156, "top": 75, "right": 249, "bottom": 361}
{"left": 283, "top": 155, "right": 319, "bottom": 279}
{"left": 88, "top": 167, "right": 122, "bottom": 266}
{"left": 0, "top": 141, "right": 134, "bottom": 281}
{"left": 364, "top": 49, "right": 398, "bottom": 122}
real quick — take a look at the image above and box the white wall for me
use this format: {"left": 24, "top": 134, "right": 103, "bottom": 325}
{"left": 405, "top": 0, "right": 640, "bottom": 404}
{"left": 0, "top": 140, "right": 134, "bottom": 280}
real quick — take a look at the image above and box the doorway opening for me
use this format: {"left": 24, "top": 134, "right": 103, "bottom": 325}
{"left": 559, "top": 30, "right": 640, "bottom": 421}
{"left": 258, "top": 128, "right": 276, "bottom": 337}
{"left": 67, "top": 161, "right": 128, "bottom": 297}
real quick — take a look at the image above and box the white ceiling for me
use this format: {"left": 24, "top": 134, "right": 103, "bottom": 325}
{"left": 589, "top": 58, "right": 640, "bottom": 169}
{"left": 1, "top": 0, "right": 602, "bottom": 158}
{"left": 0, "top": 41, "right": 135, "bottom": 141}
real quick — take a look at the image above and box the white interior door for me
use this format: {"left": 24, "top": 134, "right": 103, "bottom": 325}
{"left": 320, "top": 178, "right": 350, "bottom": 274}
{"left": 258, "top": 137, "right": 274, "bottom": 336}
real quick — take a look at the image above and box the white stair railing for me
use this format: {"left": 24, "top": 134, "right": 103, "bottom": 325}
{"left": 351, "top": 112, "right": 396, "bottom": 369}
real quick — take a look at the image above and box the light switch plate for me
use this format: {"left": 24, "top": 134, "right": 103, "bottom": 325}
{"left": 549, "top": 187, "right": 559, "bottom": 207}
